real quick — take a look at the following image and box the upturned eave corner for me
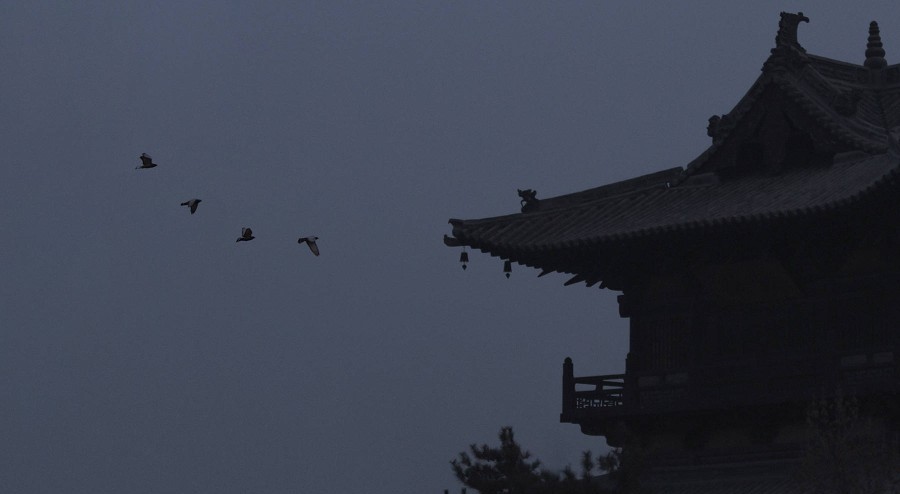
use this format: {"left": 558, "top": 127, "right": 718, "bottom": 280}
{"left": 444, "top": 218, "right": 469, "bottom": 247}
{"left": 443, "top": 233, "right": 461, "bottom": 248}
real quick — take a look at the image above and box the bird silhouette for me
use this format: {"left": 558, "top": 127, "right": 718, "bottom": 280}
{"left": 181, "top": 199, "right": 202, "bottom": 214}
{"left": 298, "top": 236, "right": 320, "bottom": 256}
{"left": 136, "top": 153, "right": 157, "bottom": 169}
{"left": 236, "top": 227, "right": 255, "bottom": 242}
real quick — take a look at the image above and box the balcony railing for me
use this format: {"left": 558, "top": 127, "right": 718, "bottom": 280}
{"left": 573, "top": 374, "right": 625, "bottom": 409}
{"left": 561, "top": 357, "right": 626, "bottom": 421}
{"left": 561, "top": 351, "right": 899, "bottom": 426}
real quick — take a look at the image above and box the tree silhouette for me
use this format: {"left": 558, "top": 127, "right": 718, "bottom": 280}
{"left": 451, "top": 426, "right": 643, "bottom": 494}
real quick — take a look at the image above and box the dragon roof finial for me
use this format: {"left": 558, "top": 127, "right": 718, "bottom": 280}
{"left": 774, "top": 12, "right": 809, "bottom": 51}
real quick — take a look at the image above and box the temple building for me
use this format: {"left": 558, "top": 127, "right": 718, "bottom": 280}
{"left": 445, "top": 13, "right": 900, "bottom": 492}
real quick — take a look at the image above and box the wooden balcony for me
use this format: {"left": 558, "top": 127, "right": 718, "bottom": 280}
{"left": 560, "top": 357, "right": 630, "bottom": 427}
{"left": 562, "top": 361, "right": 623, "bottom": 407}
{"left": 561, "top": 351, "right": 900, "bottom": 435}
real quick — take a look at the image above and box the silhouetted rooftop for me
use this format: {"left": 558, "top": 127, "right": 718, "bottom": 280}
{"left": 445, "top": 13, "right": 900, "bottom": 284}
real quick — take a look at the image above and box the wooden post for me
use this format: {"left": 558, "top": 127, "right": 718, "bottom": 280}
{"left": 563, "top": 357, "right": 575, "bottom": 418}
{"left": 624, "top": 352, "right": 636, "bottom": 408}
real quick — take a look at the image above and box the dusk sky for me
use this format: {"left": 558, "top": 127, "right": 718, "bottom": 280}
{"left": 3, "top": 2, "right": 900, "bottom": 493}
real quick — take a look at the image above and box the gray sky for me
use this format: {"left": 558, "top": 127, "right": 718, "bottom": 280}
{"left": 2, "top": 2, "right": 899, "bottom": 493}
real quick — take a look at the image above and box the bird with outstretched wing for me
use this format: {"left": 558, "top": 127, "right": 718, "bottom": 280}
{"left": 181, "top": 199, "right": 202, "bottom": 214}
{"left": 136, "top": 153, "right": 157, "bottom": 169}
{"left": 298, "top": 236, "right": 320, "bottom": 256}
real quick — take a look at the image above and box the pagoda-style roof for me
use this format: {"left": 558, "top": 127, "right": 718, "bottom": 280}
{"left": 445, "top": 13, "right": 900, "bottom": 285}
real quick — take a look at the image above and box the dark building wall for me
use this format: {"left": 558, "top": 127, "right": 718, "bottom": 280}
{"left": 625, "top": 246, "right": 900, "bottom": 376}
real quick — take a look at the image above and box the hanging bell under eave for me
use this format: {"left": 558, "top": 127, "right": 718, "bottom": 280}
{"left": 459, "top": 249, "right": 469, "bottom": 270}
{"left": 503, "top": 259, "right": 512, "bottom": 278}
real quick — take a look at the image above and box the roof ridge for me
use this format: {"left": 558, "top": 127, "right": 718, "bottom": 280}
{"left": 447, "top": 169, "right": 683, "bottom": 228}
{"left": 532, "top": 167, "right": 682, "bottom": 209}
{"left": 688, "top": 68, "right": 890, "bottom": 178}
{"left": 772, "top": 73, "right": 888, "bottom": 153}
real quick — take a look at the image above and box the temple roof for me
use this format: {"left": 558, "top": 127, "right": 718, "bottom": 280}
{"left": 445, "top": 13, "right": 900, "bottom": 282}
{"left": 450, "top": 152, "right": 898, "bottom": 250}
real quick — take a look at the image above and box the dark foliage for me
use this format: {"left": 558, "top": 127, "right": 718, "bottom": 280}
{"left": 451, "top": 427, "right": 644, "bottom": 494}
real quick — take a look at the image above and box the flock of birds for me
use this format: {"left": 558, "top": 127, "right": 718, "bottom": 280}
{"left": 137, "top": 153, "right": 321, "bottom": 256}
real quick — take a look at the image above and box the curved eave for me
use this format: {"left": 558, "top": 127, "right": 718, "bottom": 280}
{"left": 446, "top": 153, "right": 900, "bottom": 282}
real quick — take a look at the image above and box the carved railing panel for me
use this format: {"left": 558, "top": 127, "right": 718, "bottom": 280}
{"left": 562, "top": 351, "right": 898, "bottom": 424}
{"left": 573, "top": 374, "right": 625, "bottom": 409}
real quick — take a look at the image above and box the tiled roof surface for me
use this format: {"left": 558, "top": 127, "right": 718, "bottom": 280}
{"left": 449, "top": 152, "right": 899, "bottom": 256}
{"left": 880, "top": 83, "right": 900, "bottom": 128}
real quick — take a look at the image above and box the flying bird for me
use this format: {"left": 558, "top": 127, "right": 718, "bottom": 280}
{"left": 136, "top": 153, "right": 157, "bottom": 169}
{"left": 181, "top": 198, "right": 202, "bottom": 214}
{"left": 298, "top": 236, "right": 320, "bottom": 256}
{"left": 236, "top": 227, "right": 255, "bottom": 242}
